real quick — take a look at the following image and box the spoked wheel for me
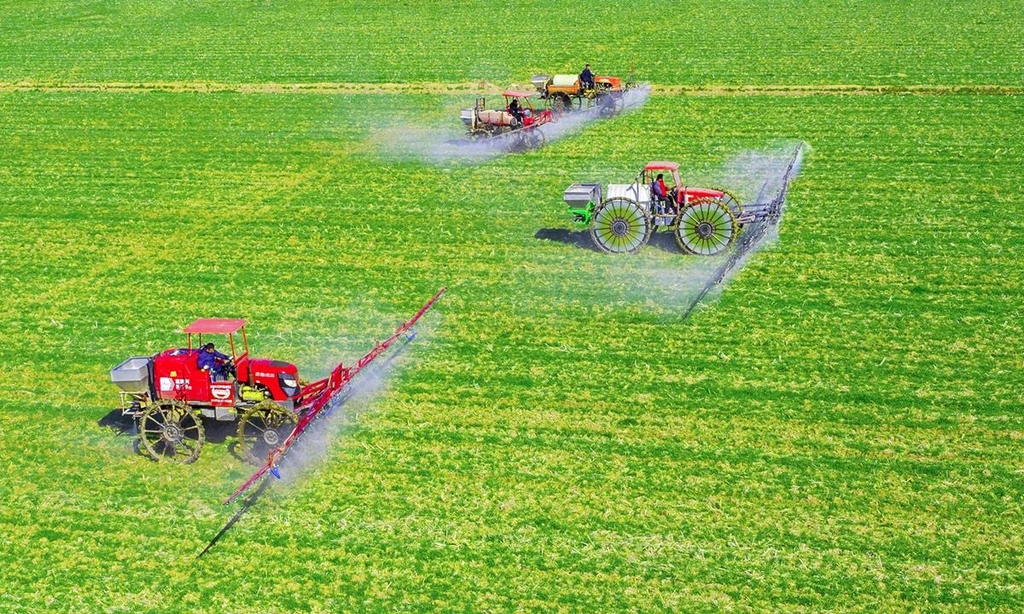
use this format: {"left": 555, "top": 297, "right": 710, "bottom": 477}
{"left": 598, "top": 92, "right": 625, "bottom": 117}
{"left": 236, "top": 401, "right": 298, "bottom": 466}
{"left": 525, "top": 128, "right": 546, "bottom": 150}
{"left": 551, "top": 94, "right": 572, "bottom": 115}
{"left": 590, "top": 197, "right": 651, "bottom": 254}
{"left": 507, "top": 130, "right": 529, "bottom": 153}
{"left": 138, "top": 399, "right": 204, "bottom": 464}
{"left": 675, "top": 197, "right": 738, "bottom": 256}
{"left": 710, "top": 189, "right": 743, "bottom": 220}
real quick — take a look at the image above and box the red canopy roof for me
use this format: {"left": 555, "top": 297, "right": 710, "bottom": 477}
{"left": 503, "top": 90, "right": 536, "bottom": 98}
{"left": 183, "top": 318, "right": 247, "bottom": 334}
{"left": 645, "top": 161, "right": 680, "bottom": 171}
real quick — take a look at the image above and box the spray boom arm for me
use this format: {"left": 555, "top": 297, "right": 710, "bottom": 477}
{"left": 680, "top": 144, "right": 804, "bottom": 321}
{"left": 223, "top": 287, "right": 446, "bottom": 505}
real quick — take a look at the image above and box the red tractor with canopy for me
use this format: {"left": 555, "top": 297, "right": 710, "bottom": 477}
{"left": 562, "top": 147, "right": 803, "bottom": 256}
{"left": 460, "top": 91, "right": 552, "bottom": 150}
{"left": 109, "top": 289, "right": 445, "bottom": 465}
{"left": 111, "top": 317, "right": 302, "bottom": 464}
{"left": 563, "top": 161, "right": 743, "bottom": 255}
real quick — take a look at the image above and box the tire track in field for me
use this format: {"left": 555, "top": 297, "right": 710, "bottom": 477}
{"left": 0, "top": 81, "right": 1020, "bottom": 96}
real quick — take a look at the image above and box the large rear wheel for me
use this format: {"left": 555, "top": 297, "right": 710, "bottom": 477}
{"left": 138, "top": 399, "right": 204, "bottom": 463}
{"left": 710, "top": 189, "right": 743, "bottom": 219}
{"left": 675, "top": 198, "right": 738, "bottom": 256}
{"left": 598, "top": 91, "right": 624, "bottom": 117}
{"left": 236, "top": 401, "right": 298, "bottom": 466}
{"left": 590, "top": 197, "right": 651, "bottom": 254}
{"left": 551, "top": 93, "right": 573, "bottom": 114}
{"left": 507, "top": 130, "right": 529, "bottom": 153}
{"left": 525, "top": 128, "right": 546, "bottom": 150}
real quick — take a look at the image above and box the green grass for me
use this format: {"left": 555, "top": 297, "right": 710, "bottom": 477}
{"left": 1, "top": 1, "right": 1023, "bottom": 86}
{"left": 1, "top": 2, "right": 1023, "bottom": 612}
{"left": 1, "top": 90, "right": 1021, "bottom": 612}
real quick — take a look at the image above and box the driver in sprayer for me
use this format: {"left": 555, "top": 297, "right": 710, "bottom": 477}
{"left": 198, "top": 342, "right": 232, "bottom": 381}
{"left": 651, "top": 173, "right": 672, "bottom": 214}
{"left": 579, "top": 63, "right": 595, "bottom": 91}
{"left": 508, "top": 97, "right": 524, "bottom": 127}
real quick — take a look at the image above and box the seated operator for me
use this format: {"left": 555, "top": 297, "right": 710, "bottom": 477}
{"left": 651, "top": 173, "right": 670, "bottom": 213}
{"left": 579, "top": 64, "right": 595, "bottom": 91}
{"left": 197, "top": 342, "right": 231, "bottom": 381}
{"left": 508, "top": 97, "right": 524, "bottom": 126}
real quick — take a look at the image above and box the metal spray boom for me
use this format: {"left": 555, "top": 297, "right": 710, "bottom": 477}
{"left": 680, "top": 145, "right": 804, "bottom": 321}
{"left": 197, "top": 287, "right": 446, "bottom": 559}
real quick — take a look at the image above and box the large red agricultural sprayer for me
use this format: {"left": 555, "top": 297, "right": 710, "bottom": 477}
{"left": 110, "top": 288, "right": 445, "bottom": 470}
{"left": 109, "top": 289, "right": 446, "bottom": 558}
{"left": 460, "top": 91, "right": 553, "bottom": 151}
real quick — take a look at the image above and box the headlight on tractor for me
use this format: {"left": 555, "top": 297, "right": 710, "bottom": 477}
{"left": 279, "top": 374, "right": 299, "bottom": 397}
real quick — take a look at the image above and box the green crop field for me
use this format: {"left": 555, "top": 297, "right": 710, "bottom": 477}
{"left": 1, "top": 1, "right": 1023, "bottom": 612}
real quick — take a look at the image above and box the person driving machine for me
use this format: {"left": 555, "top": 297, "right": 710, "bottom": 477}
{"left": 197, "top": 343, "right": 232, "bottom": 381}
{"left": 651, "top": 173, "right": 671, "bottom": 214}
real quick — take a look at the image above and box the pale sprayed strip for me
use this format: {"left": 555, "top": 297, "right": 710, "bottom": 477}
{"left": 1, "top": 81, "right": 1020, "bottom": 96}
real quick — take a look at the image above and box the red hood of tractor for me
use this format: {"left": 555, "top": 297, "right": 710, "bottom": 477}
{"left": 243, "top": 357, "right": 298, "bottom": 378}
{"left": 683, "top": 187, "right": 726, "bottom": 200}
